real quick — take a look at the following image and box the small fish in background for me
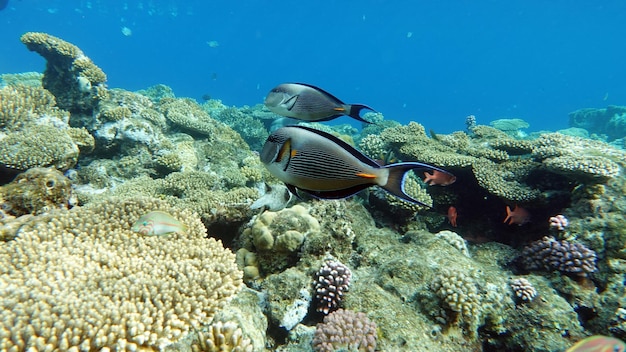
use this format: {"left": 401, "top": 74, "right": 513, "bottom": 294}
{"left": 565, "top": 335, "right": 625, "bottom": 352}
{"left": 264, "top": 83, "right": 375, "bottom": 124}
{"left": 206, "top": 40, "right": 219, "bottom": 48}
{"left": 121, "top": 26, "right": 132, "bottom": 36}
{"left": 447, "top": 206, "right": 458, "bottom": 227}
{"left": 424, "top": 170, "right": 457, "bottom": 186}
{"left": 260, "top": 125, "right": 454, "bottom": 207}
{"left": 503, "top": 205, "right": 530, "bottom": 226}
{"left": 131, "top": 210, "right": 187, "bottom": 236}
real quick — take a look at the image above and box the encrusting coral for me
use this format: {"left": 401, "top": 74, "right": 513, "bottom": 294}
{"left": 0, "top": 197, "right": 243, "bottom": 351}
{"left": 0, "top": 167, "right": 72, "bottom": 217}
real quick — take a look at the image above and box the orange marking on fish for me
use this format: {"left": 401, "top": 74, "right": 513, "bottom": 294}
{"left": 356, "top": 172, "right": 377, "bottom": 179}
{"left": 276, "top": 139, "right": 292, "bottom": 162}
{"left": 290, "top": 149, "right": 298, "bottom": 158}
{"left": 447, "top": 206, "right": 458, "bottom": 227}
{"left": 503, "top": 205, "right": 530, "bottom": 225}
{"left": 333, "top": 107, "right": 345, "bottom": 111}
{"left": 423, "top": 170, "right": 456, "bottom": 186}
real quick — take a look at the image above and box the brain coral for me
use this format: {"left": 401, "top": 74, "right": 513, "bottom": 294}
{"left": 0, "top": 197, "right": 243, "bottom": 351}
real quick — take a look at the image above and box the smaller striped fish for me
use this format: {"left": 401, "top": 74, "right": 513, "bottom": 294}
{"left": 131, "top": 211, "right": 186, "bottom": 236}
{"left": 566, "top": 335, "right": 625, "bottom": 352}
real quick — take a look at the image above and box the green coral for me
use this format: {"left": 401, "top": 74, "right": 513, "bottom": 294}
{"left": 20, "top": 32, "right": 108, "bottom": 114}
{"left": 161, "top": 97, "right": 218, "bottom": 136}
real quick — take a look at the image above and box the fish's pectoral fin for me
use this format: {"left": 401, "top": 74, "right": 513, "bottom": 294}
{"left": 283, "top": 95, "right": 299, "bottom": 111}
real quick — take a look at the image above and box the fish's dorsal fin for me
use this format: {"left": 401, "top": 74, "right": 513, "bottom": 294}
{"left": 290, "top": 125, "right": 381, "bottom": 169}
{"left": 292, "top": 82, "right": 346, "bottom": 105}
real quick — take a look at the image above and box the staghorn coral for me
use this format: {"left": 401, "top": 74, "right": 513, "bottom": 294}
{"left": 0, "top": 197, "right": 243, "bottom": 351}
{"left": 20, "top": 32, "right": 108, "bottom": 113}
{"left": 314, "top": 260, "right": 352, "bottom": 314}
{"left": 0, "top": 124, "right": 79, "bottom": 171}
{"left": 312, "top": 309, "right": 377, "bottom": 352}
{"left": 0, "top": 167, "right": 72, "bottom": 217}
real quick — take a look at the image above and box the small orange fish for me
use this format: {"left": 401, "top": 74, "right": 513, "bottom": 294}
{"left": 565, "top": 335, "right": 625, "bottom": 352}
{"left": 447, "top": 206, "right": 458, "bottom": 227}
{"left": 424, "top": 170, "right": 457, "bottom": 186}
{"left": 503, "top": 205, "right": 530, "bottom": 226}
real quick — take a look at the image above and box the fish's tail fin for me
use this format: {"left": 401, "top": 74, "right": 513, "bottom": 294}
{"left": 347, "top": 104, "right": 376, "bottom": 124}
{"left": 382, "top": 162, "right": 454, "bottom": 207}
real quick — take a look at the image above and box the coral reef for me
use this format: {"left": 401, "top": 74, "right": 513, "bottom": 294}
{"left": 0, "top": 124, "right": 80, "bottom": 171}
{"left": 0, "top": 167, "right": 72, "bottom": 217}
{"left": 0, "top": 197, "right": 242, "bottom": 351}
{"left": 312, "top": 309, "right": 377, "bottom": 352}
{"left": 239, "top": 204, "right": 320, "bottom": 275}
{"left": 20, "top": 32, "right": 108, "bottom": 114}
{"left": 521, "top": 236, "right": 598, "bottom": 277}
{"left": 191, "top": 321, "right": 252, "bottom": 352}
{"left": 569, "top": 105, "right": 626, "bottom": 141}
{"left": 509, "top": 277, "right": 537, "bottom": 302}
{"left": 314, "top": 260, "right": 352, "bottom": 314}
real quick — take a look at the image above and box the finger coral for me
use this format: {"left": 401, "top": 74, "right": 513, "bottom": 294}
{"left": 312, "top": 309, "right": 377, "bottom": 352}
{"left": 0, "top": 197, "right": 243, "bottom": 351}
{"left": 521, "top": 236, "right": 597, "bottom": 277}
{"left": 314, "top": 260, "right": 352, "bottom": 314}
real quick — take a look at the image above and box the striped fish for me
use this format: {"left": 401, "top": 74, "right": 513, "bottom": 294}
{"left": 260, "top": 125, "right": 454, "bottom": 206}
{"left": 264, "top": 83, "right": 375, "bottom": 124}
{"left": 131, "top": 211, "right": 187, "bottom": 236}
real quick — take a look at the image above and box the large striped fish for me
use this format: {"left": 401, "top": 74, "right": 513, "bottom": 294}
{"left": 264, "top": 83, "right": 375, "bottom": 124}
{"left": 260, "top": 125, "right": 454, "bottom": 206}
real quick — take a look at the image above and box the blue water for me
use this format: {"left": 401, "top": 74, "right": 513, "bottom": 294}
{"left": 1, "top": 1, "right": 625, "bottom": 133}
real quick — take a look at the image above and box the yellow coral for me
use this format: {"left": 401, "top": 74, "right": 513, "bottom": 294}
{"left": 0, "top": 197, "right": 243, "bottom": 351}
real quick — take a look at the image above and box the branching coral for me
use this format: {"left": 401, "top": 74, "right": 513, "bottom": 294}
{"left": 0, "top": 197, "right": 243, "bottom": 351}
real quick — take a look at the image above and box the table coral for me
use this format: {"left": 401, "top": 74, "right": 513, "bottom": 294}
{"left": 0, "top": 124, "right": 79, "bottom": 171}
{"left": 20, "top": 32, "right": 108, "bottom": 114}
{"left": 0, "top": 197, "right": 243, "bottom": 351}
{"left": 0, "top": 84, "right": 68, "bottom": 131}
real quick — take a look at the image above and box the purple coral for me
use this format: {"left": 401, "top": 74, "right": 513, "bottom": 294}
{"left": 312, "top": 309, "right": 377, "bottom": 352}
{"left": 522, "top": 236, "right": 597, "bottom": 277}
{"left": 314, "top": 260, "right": 352, "bottom": 314}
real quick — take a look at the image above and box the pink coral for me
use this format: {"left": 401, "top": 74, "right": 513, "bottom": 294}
{"left": 549, "top": 214, "right": 569, "bottom": 231}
